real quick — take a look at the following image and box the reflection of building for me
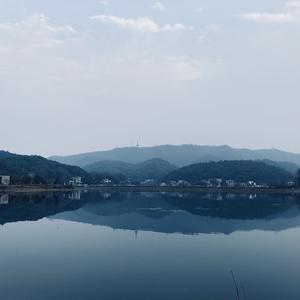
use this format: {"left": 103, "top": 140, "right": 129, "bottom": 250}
{"left": 0, "top": 194, "right": 9, "bottom": 205}
{"left": 102, "top": 193, "right": 112, "bottom": 199}
{"left": 216, "top": 194, "right": 223, "bottom": 201}
{"left": 68, "top": 191, "right": 82, "bottom": 200}
{"left": 0, "top": 175, "right": 10, "bottom": 185}
{"left": 68, "top": 177, "right": 82, "bottom": 186}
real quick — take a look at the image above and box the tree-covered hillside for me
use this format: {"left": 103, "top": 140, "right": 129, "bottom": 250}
{"left": 0, "top": 151, "right": 15, "bottom": 160}
{"left": 164, "top": 160, "right": 293, "bottom": 186}
{"left": 297, "top": 170, "right": 300, "bottom": 187}
{"left": 261, "top": 159, "right": 299, "bottom": 175}
{"left": 0, "top": 152, "right": 89, "bottom": 184}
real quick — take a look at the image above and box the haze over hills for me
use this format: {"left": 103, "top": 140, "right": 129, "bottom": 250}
{"left": 50, "top": 145, "right": 300, "bottom": 169}
{"left": 84, "top": 158, "right": 177, "bottom": 182}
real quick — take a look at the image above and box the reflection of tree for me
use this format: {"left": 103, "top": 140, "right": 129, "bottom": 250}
{"left": 0, "top": 193, "right": 85, "bottom": 225}
{"left": 161, "top": 193, "right": 299, "bottom": 220}
{"left": 0, "top": 191, "right": 120, "bottom": 225}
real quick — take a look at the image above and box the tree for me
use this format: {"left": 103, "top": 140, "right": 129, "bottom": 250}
{"left": 297, "top": 169, "right": 300, "bottom": 187}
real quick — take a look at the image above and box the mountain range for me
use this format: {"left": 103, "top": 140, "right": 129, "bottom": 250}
{"left": 50, "top": 145, "right": 300, "bottom": 169}
{"left": 1, "top": 145, "right": 299, "bottom": 185}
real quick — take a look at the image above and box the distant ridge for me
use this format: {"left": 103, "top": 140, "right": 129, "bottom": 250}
{"left": 49, "top": 145, "right": 300, "bottom": 169}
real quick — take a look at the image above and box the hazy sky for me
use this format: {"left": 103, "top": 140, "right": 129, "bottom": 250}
{"left": 0, "top": 0, "right": 299, "bottom": 156}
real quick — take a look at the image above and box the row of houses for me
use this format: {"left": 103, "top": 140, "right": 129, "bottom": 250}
{"left": 92, "top": 178, "right": 271, "bottom": 188}
{"left": 160, "top": 179, "right": 270, "bottom": 188}
{"left": 44, "top": 175, "right": 300, "bottom": 188}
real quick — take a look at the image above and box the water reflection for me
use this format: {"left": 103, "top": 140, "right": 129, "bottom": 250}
{"left": 0, "top": 191, "right": 300, "bottom": 300}
{"left": 0, "top": 191, "right": 299, "bottom": 234}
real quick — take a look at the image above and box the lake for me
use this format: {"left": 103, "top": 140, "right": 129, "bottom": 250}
{"left": 0, "top": 191, "right": 299, "bottom": 300}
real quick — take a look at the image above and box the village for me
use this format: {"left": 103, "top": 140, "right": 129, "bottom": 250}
{"left": 0, "top": 174, "right": 297, "bottom": 189}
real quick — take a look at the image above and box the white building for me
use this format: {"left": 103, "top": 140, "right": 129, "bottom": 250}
{"left": 226, "top": 180, "right": 236, "bottom": 187}
{"left": 102, "top": 178, "right": 112, "bottom": 185}
{"left": 68, "top": 177, "right": 82, "bottom": 186}
{"left": 141, "top": 179, "right": 156, "bottom": 186}
{"left": 176, "top": 180, "right": 191, "bottom": 187}
{"left": 208, "top": 178, "right": 223, "bottom": 187}
{"left": 0, "top": 176, "right": 10, "bottom": 185}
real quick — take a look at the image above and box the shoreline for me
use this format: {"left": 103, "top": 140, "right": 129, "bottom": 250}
{"left": 0, "top": 185, "right": 299, "bottom": 195}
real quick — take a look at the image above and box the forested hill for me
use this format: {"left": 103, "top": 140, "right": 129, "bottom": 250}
{"left": 0, "top": 151, "right": 16, "bottom": 159}
{"left": 0, "top": 151, "right": 88, "bottom": 184}
{"left": 164, "top": 160, "right": 293, "bottom": 186}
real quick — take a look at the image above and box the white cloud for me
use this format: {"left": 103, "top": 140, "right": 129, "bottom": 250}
{"left": 0, "top": 14, "right": 76, "bottom": 49}
{"left": 90, "top": 15, "right": 187, "bottom": 32}
{"left": 240, "top": 1, "right": 300, "bottom": 24}
{"left": 240, "top": 13, "right": 294, "bottom": 23}
{"left": 152, "top": 2, "right": 165, "bottom": 11}
{"left": 0, "top": 13, "right": 207, "bottom": 103}
{"left": 286, "top": 1, "right": 300, "bottom": 9}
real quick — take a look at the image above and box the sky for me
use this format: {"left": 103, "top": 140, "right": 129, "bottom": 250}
{"left": 0, "top": 0, "right": 299, "bottom": 156}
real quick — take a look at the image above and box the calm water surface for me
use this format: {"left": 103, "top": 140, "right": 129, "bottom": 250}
{"left": 0, "top": 191, "right": 299, "bottom": 300}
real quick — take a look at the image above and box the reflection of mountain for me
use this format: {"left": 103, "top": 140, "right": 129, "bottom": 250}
{"left": 0, "top": 193, "right": 86, "bottom": 225}
{"left": 54, "top": 192, "right": 300, "bottom": 235}
{"left": 1, "top": 192, "right": 300, "bottom": 235}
